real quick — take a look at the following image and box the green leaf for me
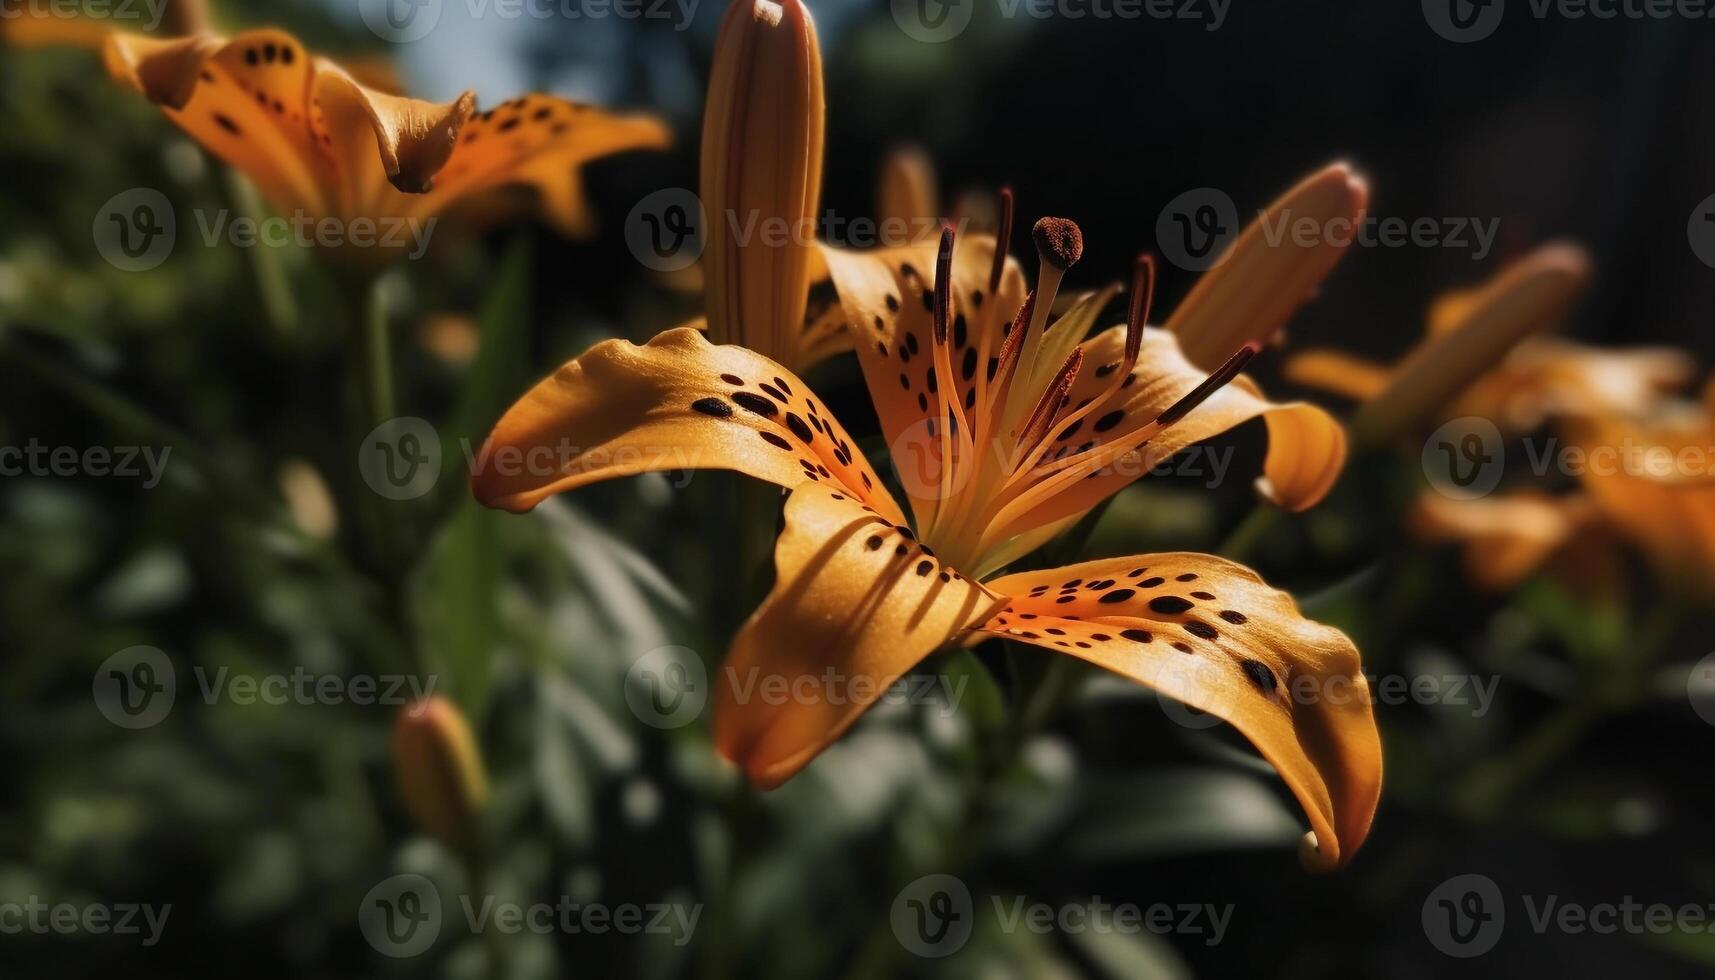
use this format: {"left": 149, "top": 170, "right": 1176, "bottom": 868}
{"left": 1055, "top": 768, "right": 1302, "bottom": 862}
{"left": 445, "top": 235, "right": 533, "bottom": 486}
{"left": 1068, "top": 929, "right": 1196, "bottom": 980}
{"left": 411, "top": 498, "right": 504, "bottom": 717}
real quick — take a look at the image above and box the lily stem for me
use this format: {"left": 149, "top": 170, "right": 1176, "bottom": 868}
{"left": 1217, "top": 503, "right": 1281, "bottom": 564}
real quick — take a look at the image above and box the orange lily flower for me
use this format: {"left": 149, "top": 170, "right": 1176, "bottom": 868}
{"left": 1285, "top": 243, "right": 1606, "bottom": 444}
{"left": 89, "top": 25, "right": 667, "bottom": 265}
{"left": 1564, "top": 405, "right": 1715, "bottom": 590}
{"left": 472, "top": 223, "right": 1381, "bottom": 869}
{"left": 1408, "top": 491, "right": 1624, "bottom": 598}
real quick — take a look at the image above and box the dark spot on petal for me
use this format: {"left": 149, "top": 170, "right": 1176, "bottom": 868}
{"left": 1184, "top": 621, "right": 1219, "bottom": 640}
{"left": 691, "top": 397, "right": 732, "bottom": 417}
{"left": 759, "top": 431, "right": 792, "bottom": 450}
{"left": 1098, "top": 589, "right": 1136, "bottom": 604}
{"left": 732, "top": 392, "right": 778, "bottom": 416}
{"left": 1240, "top": 659, "right": 1278, "bottom": 694}
{"left": 785, "top": 413, "right": 814, "bottom": 443}
{"left": 1149, "top": 596, "right": 1194, "bottom": 614}
{"left": 1219, "top": 610, "right": 1249, "bottom": 625}
{"left": 866, "top": 535, "right": 883, "bottom": 550}
{"left": 720, "top": 373, "right": 744, "bottom": 385}
{"left": 1120, "top": 628, "right": 1153, "bottom": 643}
{"left": 1094, "top": 410, "right": 1126, "bottom": 433}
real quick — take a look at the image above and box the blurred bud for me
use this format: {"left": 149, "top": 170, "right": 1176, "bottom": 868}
{"left": 278, "top": 459, "right": 338, "bottom": 540}
{"left": 162, "top": 0, "right": 210, "bottom": 35}
{"left": 699, "top": 0, "right": 824, "bottom": 366}
{"left": 417, "top": 313, "right": 479, "bottom": 368}
{"left": 1349, "top": 243, "right": 1592, "bottom": 448}
{"left": 877, "top": 145, "right": 939, "bottom": 238}
{"left": 393, "top": 696, "right": 488, "bottom": 845}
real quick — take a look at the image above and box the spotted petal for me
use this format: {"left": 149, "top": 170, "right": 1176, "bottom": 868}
{"left": 713, "top": 484, "right": 1002, "bottom": 787}
{"left": 471, "top": 326, "right": 904, "bottom": 524}
{"left": 977, "top": 554, "right": 1381, "bottom": 870}
{"left": 975, "top": 326, "right": 1347, "bottom": 561}
{"left": 818, "top": 235, "right": 1028, "bottom": 522}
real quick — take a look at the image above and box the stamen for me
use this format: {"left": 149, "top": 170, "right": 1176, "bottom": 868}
{"left": 1016, "top": 346, "right": 1084, "bottom": 447}
{"left": 933, "top": 222, "right": 954, "bottom": 345}
{"left": 1156, "top": 342, "right": 1259, "bottom": 425}
{"left": 1032, "top": 217, "right": 1083, "bottom": 272}
{"left": 1125, "top": 253, "right": 1155, "bottom": 364}
{"left": 988, "top": 186, "right": 1014, "bottom": 295}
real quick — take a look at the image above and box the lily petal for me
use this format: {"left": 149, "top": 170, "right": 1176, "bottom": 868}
{"left": 819, "top": 235, "right": 1028, "bottom": 523}
{"left": 1283, "top": 349, "right": 1394, "bottom": 403}
{"left": 979, "top": 554, "right": 1381, "bottom": 870}
{"left": 1165, "top": 163, "right": 1369, "bottom": 370}
{"left": 471, "top": 326, "right": 905, "bottom": 524}
{"left": 1568, "top": 412, "right": 1715, "bottom": 587}
{"left": 980, "top": 326, "right": 1346, "bottom": 553}
{"left": 713, "top": 484, "right": 1003, "bottom": 787}
{"left": 1409, "top": 491, "right": 1590, "bottom": 592}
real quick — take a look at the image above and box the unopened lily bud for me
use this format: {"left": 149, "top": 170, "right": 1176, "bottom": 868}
{"left": 877, "top": 144, "right": 938, "bottom": 238}
{"left": 393, "top": 696, "right": 488, "bottom": 845}
{"left": 699, "top": 0, "right": 824, "bottom": 366}
{"left": 1349, "top": 243, "right": 1591, "bottom": 448}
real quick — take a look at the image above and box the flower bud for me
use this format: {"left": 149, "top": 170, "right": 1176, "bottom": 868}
{"left": 699, "top": 0, "right": 824, "bottom": 366}
{"left": 393, "top": 696, "right": 488, "bottom": 845}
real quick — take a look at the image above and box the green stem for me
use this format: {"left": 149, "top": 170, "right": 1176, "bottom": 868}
{"left": 223, "top": 169, "right": 299, "bottom": 339}
{"left": 1218, "top": 504, "right": 1281, "bottom": 564}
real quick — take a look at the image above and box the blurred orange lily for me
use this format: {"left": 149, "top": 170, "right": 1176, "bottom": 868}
{"left": 472, "top": 222, "right": 1381, "bottom": 869}
{"left": 1286, "top": 243, "right": 1610, "bottom": 444}
{"left": 92, "top": 25, "right": 667, "bottom": 264}
{"left": 1409, "top": 491, "right": 1624, "bottom": 598}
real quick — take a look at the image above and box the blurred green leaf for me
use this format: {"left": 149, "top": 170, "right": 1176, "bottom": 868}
{"left": 411, "top": 498, "right": 504, "bottom": 717}
{"left": 1068, "top": 928, "right": 1196, "bottom": 980}
{"left": 446, "top": 235, "right": 533, "bottom": 481}
{"left": 1054, "top": 769, "right": 1302, "bottom": 862}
